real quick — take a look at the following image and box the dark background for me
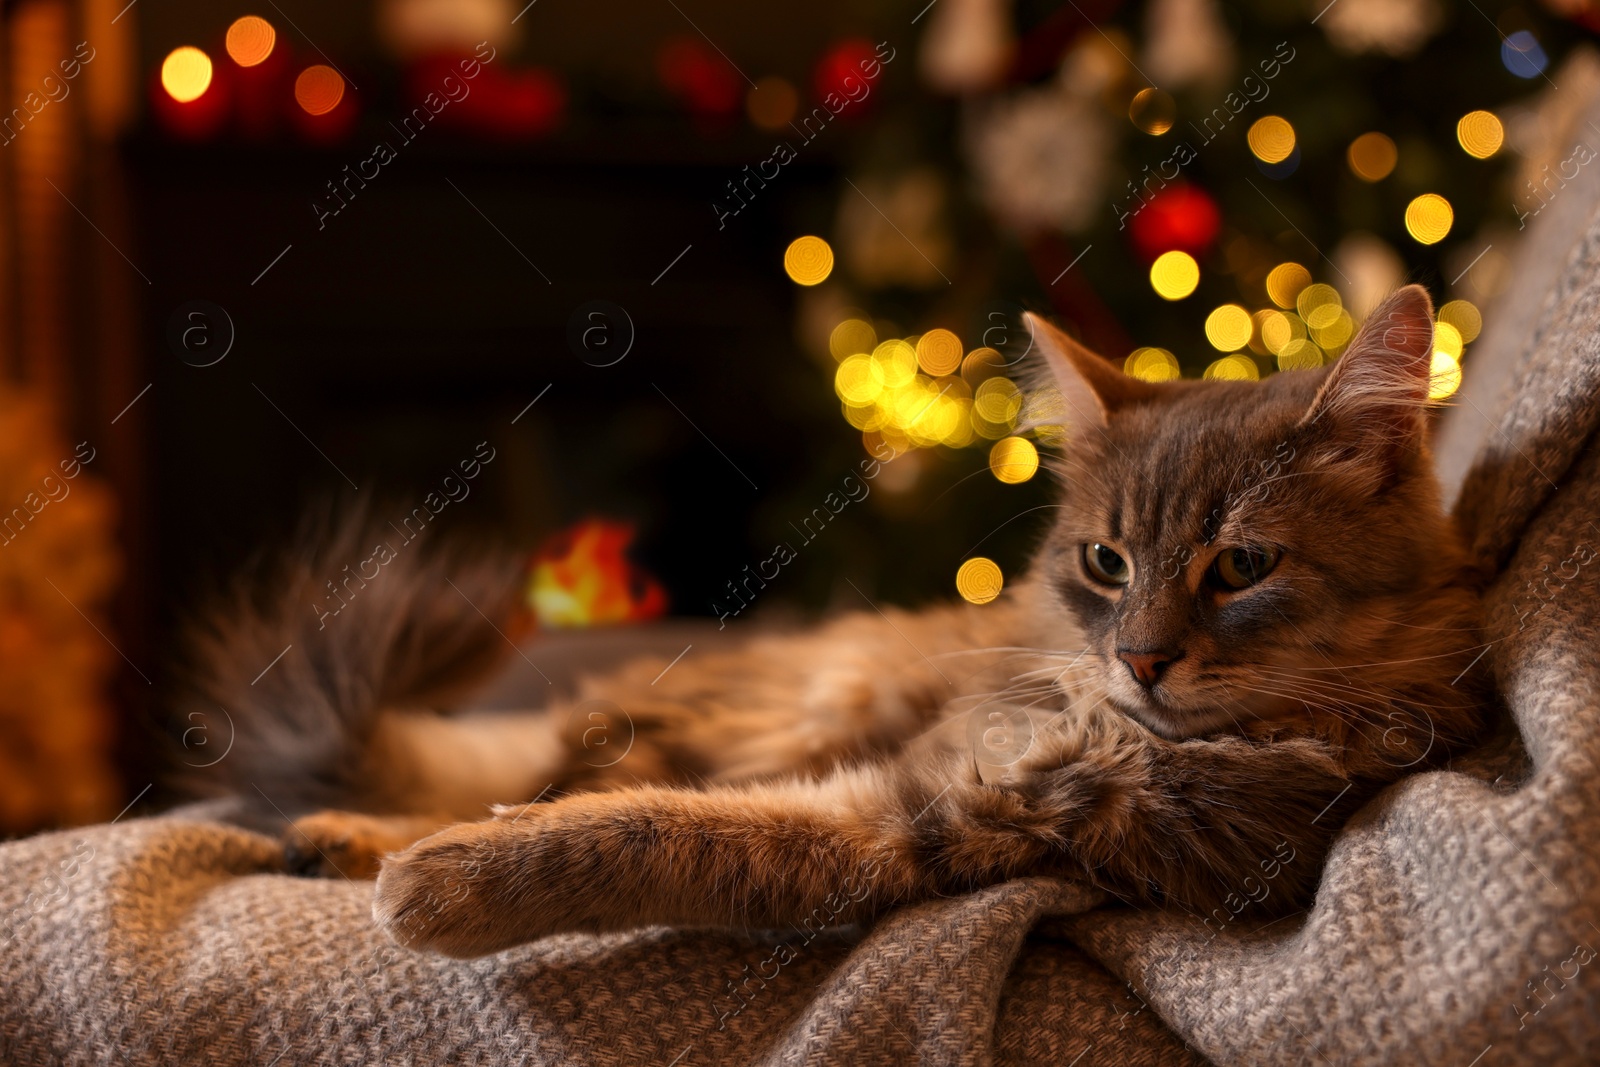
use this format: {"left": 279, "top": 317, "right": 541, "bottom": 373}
{"left": 131, "top": 5, "right": 1050, "bottom": 619}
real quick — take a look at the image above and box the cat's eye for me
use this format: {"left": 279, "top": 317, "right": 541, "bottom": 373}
{"left": 1082, "top": 543, "right": 1131, "bottom": 586}
{"left": 1211, "top": 546, "right": 1281, "bottom": 590}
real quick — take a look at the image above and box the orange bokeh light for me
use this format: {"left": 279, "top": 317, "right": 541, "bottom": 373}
{"left": 225, "top": 16, "right": 276, "bottom": 68}
{"left": 294, "top": 65, "right": 345, "bottom": 116}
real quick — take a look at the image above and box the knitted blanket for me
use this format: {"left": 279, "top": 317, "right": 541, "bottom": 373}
{"left": 7, "top": 123, "right": 1600, "bottom": 1067}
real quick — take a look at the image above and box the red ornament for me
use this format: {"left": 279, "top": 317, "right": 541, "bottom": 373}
{"left": 1127, "top": 183, "right": 1221, "bottom": 263}
{"left": 657, "top": 36, "right": 741, "bottom": 117}
{"left": 811, "top": 38, "right": 878, "bottom": 113}
{"left": 474, "top": 68, "right": 564, "bottom": 138}
{"left": 405, "top": 55, "right": 565, "bottom": 139}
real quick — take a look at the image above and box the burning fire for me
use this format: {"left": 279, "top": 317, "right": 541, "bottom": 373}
{"left": 528, "top": 519, "right": 667, "bottom": 628}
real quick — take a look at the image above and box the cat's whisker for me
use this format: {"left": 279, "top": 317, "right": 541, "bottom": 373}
{"left": 1251, "top": 667, "right": 1402, "bottom": 699}
{"left": 940, "top": 649, "right": 1102, "bottom": 694}
{"left": 1206, "top": 693, "right": 1254, "bottom": 734}
{"left": 1234, "top": 668, "right": 1471, "bottom": 722}
{"left": 1243, "top": 676, "right": 1421, "bottom": 717}
{"left": 1222, "top": 682, "right": 1371, "bottom": 727}
{"left": 1348, "top": 612, "right": 1484, "bottom": 633}
{"left": 1225, "top": 679, "right": 1352, "bottom": 713}
{"left": 1243, "top": 643, "right": 1491, "bottom": 672}
{"left": 1253, "top": 664, "right": 1479, "bottom": 709}
{"left": 931, "top": 645, "right": 1079, "bottom": 659}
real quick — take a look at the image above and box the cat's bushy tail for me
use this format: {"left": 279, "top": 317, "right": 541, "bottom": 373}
{"left": 174, "top": 503, "right": 527, "bottom": 814}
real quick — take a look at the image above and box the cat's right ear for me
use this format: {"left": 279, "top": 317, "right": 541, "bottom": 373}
{"left": 1023, "top": 312, "right": 1158, "bottom": 429}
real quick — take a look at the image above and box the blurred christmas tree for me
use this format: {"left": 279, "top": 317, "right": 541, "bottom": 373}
{"left": 777, "top": 0, "right": 1594, "bottom": 604}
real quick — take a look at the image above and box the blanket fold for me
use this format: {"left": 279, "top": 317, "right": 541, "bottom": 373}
{"left": 1, "top": 808, "right": 1206, "bottom": 1065}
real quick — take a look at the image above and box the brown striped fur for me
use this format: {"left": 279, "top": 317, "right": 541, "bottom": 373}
{"left": 198, "top": 287, "right": 1491, "bottom": 957}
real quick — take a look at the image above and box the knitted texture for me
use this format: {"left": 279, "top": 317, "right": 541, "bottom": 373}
{"left": 0, "top": 809, "right": 1204, "bottom": 1065}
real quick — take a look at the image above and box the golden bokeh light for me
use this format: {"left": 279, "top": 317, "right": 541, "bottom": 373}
{"left": 161, "top": 47, "right": 213, "bottom": 103}
{"left": 961, "top": 347, "right": 1006, "bottom": 386}
{"left": 747, "top": 76, "right": 798, "bottom": 130}
{"left": 1456, "top": 110, "right": 1504, "bottom": 159}
{"left": 1277, "top": 337, "right": 1323, "bottom": 371}
{"left": 1430, "top": 351, "right": 1462, "bottom": 400}
{"left": 226, "top": 16, "right": 276, "bottom": 68}
{"left": 1309, "top": 307, "right": 1354, "bottom": 350}
{"left": 1246, "top": 310, "right": 1273, "bottom": 355}
{"left": 871, "top": 339, "right": 917, "bottom": 388}
{"left": 1128, "top": 87, "right": 1176, "bottom": 135}
{"left": 1303, "top": 303, "right": 1341, "bottom": 331}
{"left": 1265, "top": 262, "right": 1311, "bottom": 309}
{"left": 956, "top": 557, "right": 1004, "bottom": 604}
{"left": 842, "top": 401, "right": 882, "bottom": 431}
{"left": 916, "top": 328, "right": 964, "bottom": 376}
{"left": 939, "top": 399, "right": 972, "bottom": 446}
{"left": 783, "top": 235, "right": 834, "bottom": 285}
{"left": 1295, "top": 282, "right": 1341, "bottom": 321}
{"left": 837, "top": 349, "right": 991, "bottom": 450}
{"left": 1203, "top": 355, "right": 1260, "bottom": 381}
{"left": 1258, "top": 310, "right": 1294, "bottom": 354}
{"left": 972, "top": 416, "right": 1013, "bottom": 440}
{"left": 973, "top": 376, "right": 1022, "bottom": 423}
{"left": 295, "top": 64, "right": 345, "bottom": 116}
{"left": 1247, "top": 116, "right": 1296, "bottom": 164}
{"left": 1125, "top": 347, "right": 1180, "bottom": 382}
{"left": 835, "top": 354, "right": 881, "bottom": 405}
{"left": 890, "top": 386, "right": 928, "bottom": 442}
{"left": 989, "top": 437, "right": 1039, "bottom": 484}
{"left": 1439, "top": 299, "right": 1482, "bottom": 343}
{"left": 829, "top": 318, "right": 876, "bottom": 361}
{"left": 1347, "top": 132, "right": 1398, "bottom": 181}
{"left": 1150, "top": 250, "right": 1199, "bottom": 300}
{"left": 1405, "top": 194, "right": 1454, "bottom": 245}
{"left": 937, "top": 374, "right": 973, "bottom": 401}
{"left": 1204, "top": 304, "right": 1252, "bottom": 352}
{"left": 1433, "top": 321, "right": 1463, "bottom": 359}
{"left": 902, "top": 385, "right": 963, "bottom": 447}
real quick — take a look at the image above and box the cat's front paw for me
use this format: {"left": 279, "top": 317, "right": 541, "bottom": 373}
{"left": 372, "top": 818, "right": 547, "bottom": 957}
{"left": 284, "top": 810, "right": 399, "bottom": 879}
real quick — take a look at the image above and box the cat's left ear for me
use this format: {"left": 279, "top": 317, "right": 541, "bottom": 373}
{"left": 1297, "top": 284, "right": 1435, "bottom": 463}
{"left": 1023, "top": 312, "right": 1158, "bottom": 428}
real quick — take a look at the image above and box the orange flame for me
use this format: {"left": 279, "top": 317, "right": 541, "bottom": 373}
{"left": 528, "top": 519, "right": 667, "bottom": 628}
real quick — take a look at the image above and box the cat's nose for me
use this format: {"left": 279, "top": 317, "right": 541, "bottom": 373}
{"left": 1118, "top": 648, "right": 1183, "bottom": 687}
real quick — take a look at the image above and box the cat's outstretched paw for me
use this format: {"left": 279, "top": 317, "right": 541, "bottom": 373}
{"left": 372, "top": 818, "right": 541, "bottom": 957}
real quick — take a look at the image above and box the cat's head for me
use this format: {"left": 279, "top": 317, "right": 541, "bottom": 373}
{"left": 1024, "top": 286, "right": 1480, "bottom": 741}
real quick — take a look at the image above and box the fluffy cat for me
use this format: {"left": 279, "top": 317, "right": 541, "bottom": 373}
{"left": 183, "top": 285, "right": 1489, "bottom": 958}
